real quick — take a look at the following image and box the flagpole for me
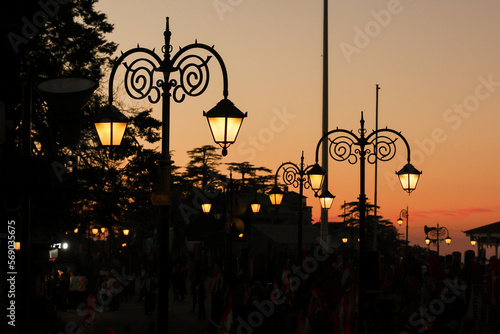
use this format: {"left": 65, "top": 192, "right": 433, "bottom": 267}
{"left": 373, "top": 84, "right": 380, "bottom": 251}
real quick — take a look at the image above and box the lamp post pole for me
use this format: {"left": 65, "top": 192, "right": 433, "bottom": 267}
{"left": 312, "top": 112, "right": 421, "bottom": 334}
{"left": 405, "top": 207, "right": 409, "bottom": 245}
{"left": 101, "top": 18, "right": 246, "bottom": 333}
{"left": 270, "top": 152, "right": 316, "bottom": 262}
{"left": 31, "top": 77, "right": 98, "bottom": 334}
{"left": 437, "top": 223, "right": 440, "bottom": 257}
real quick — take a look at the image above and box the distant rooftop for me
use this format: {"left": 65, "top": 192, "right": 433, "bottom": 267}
{"left": 464, "top": 221, "right": 500, "bottom": 236}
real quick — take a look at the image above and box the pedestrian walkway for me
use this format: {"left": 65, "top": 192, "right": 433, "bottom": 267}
{"left": 58, "top": 282, "right": 214, "bottom": 334}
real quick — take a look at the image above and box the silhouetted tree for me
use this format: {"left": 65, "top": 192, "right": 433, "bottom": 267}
{"left": 1, "top": 0, "right": 118, "bottom": 236}
{"left": 183, "top": 145, "right": 223, "bottom": 189}
{"left": 225, "top": 161, "right": 273, "bottom": 192}
{"left": 338, "top": 200, "right": 401, "bottom": 255}
{"left": 0, "top": 0, "right": 165, "bottom": 248}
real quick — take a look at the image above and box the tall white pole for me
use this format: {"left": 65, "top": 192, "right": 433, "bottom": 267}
{"left": 320, "top": 0, "right": 329, "bottom": 244}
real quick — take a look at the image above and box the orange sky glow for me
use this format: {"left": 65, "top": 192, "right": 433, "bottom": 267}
{"left": 95, "top": 0, "right": 500, "bottom": 257}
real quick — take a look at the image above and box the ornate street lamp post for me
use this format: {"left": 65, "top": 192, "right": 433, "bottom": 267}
{"left": 95, "top": 18, "right": 246, "bottom": 333}
{"left": 268, "top": 152, "right": 326, "bottom": 262}
{"left": 424, "top": 223, "right": 451, "bottom": 257}
{"left": 397, "top": 206, "right": 409, "bottom": 246}
{"left": 310, "top": 112, "right": 421, "bottom": 333}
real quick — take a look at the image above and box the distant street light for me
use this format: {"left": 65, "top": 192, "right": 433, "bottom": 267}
{"left": 269, "top": 152, "right": 322, "bottom": 262}
{"left": 424, "top": 223, "right": 451, "bottom": 257}
{"left": 201, "top": 202, "right": 212, "bottom": 214}
{"left": 312, "top": 112, "right": 421, "bottom": 333}
{"left": 307, "top": 164, "right": 335, "bottom": 209}
{"left": 397, "top": 206, "right": 409, "bottom": 245}
{"left": 250, "top": 198, "right": 261, "bottom": 214}
{"left": 267, "top": 185, "right": 284, "bottom": 206}
{"left": 95, "top": 17, "right": 246, "bottom": 333}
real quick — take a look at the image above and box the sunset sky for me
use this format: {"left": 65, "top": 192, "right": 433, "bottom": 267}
{"left": 95, "top": 0, "right": 500, "bottom": 256}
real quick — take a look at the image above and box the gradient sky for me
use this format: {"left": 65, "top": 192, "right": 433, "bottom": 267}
{"left": 95, "top": 0, "right": 500, "bottom": 257}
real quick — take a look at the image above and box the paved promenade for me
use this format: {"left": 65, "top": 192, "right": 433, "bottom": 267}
{"left": 58, "top": 282, "right": 215, "bottom": 334}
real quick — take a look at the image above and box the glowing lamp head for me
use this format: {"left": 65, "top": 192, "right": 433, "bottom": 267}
{"left": 201, "top": 202, "right": 212, "bottom": 214}
{"left": 250, "top": 198, "right": 261, "bottom": 213}
{"left": 204, "top": 98, "right": 247, "bottom": 156}
{"left": 123, "top": 229, "right": 130, "bottom": 236}
{"left": 307, "top": 163, "right": 326, "bottom": 192}
{"left": 318, "top": 190, "right": 335, "bottom": 210}
{"left": 425, "top": 237, "right": 431, "bottom": 245}
{"left": 397, "top": 218, "right": 403, "bottom": 226}
{"left": 342, "top": 237, "right": 348, "bottom": 244}
{"left": 268, "top": 185, "right": 284, "bottom": 206}
{"left": 396, "top": 163, "right": 422, "bottom": 194}
{"left": 94, "top": 105, "right": 128, "bottom": 146}
{"left": 471, "top": 239, "right": 477, "bottom": 246}
{"left": 445, "top": 236, "right": 452, "bottom": 245}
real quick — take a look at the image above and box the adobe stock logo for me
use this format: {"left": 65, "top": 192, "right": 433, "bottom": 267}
{"left": 178, "top": 171, "right": 226, "bottom": 225}
{"left": 400, "top": 277, "right": 467, "bottom": 334}
{"left": 213, "top": 0, "right": 244, "bottom": 21}
{"left": 7, "top": 0, "right": 73, "bottom": 54}
{"left": 384, "top": 74, "right": 499, "bottom": 192}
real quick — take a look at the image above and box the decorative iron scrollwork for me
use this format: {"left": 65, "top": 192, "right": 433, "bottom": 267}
{"left": 316, "top": 123, "right": 410, "bottom": 167}
{"left": 110, "top": 41, "right": 229, "bottom": 107}
{"left": 281, "top": 165, "right": 310, "bottom": 189}
{"left": 121, "top": 52, "right": 163, "bottom": 104}
{"left": 171, "top": 54, "right": 211, "bottom": 103}
{"left": 327, "top": 134, "right": 359, "bottom": 164}
{"left": 367, "top": 134, "right": 399, "bottom": 164}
